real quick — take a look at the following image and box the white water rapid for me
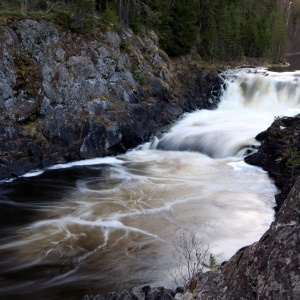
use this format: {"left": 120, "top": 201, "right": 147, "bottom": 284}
{"left": 0, "top": 68, "right": 300, "bottom": 300}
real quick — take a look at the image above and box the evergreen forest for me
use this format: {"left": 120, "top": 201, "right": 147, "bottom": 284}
{"left": 0, "top": 0, "right": 293, "bottom": 63}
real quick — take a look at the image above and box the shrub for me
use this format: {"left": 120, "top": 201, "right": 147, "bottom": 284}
{"left": 168, "top": 228, "right": 215, "bottom": 291}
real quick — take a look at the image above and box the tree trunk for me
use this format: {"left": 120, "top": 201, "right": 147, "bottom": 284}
{"left": 96, "top": 0, "right": 109, "bottom": 13}
{"left": 21, "top": 0, "right": 28, "bottom": 16}
{"left": 119, "top": 0, "right": 130, "bottom": 27}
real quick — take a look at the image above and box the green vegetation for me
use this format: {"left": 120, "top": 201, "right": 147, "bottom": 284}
{"left": 0, "top": 0, "right": 120, "bottom": 33}
{"left": 0, "top": 0, "right": 289, "bottom": 63}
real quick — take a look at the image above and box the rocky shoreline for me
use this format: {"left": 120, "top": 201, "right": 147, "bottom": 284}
{"left": 192, "top": 114, "right": 300, "bottom": 299}
{"left": 0, "top": 19, "right": 222, "bottom": 180}
{"left": 245, "top": 114, "right": 300, "bottom": 211}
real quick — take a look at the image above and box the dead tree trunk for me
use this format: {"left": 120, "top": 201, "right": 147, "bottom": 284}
{"left": 21, "top": 0, "right": 28, "bottom": 16}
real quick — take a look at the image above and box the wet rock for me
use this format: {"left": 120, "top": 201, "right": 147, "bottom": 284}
{"left": 245, "top": 114, "right": 300, "bottom": 210}
{"left": 80, "top": 122, "right": 106, "bottom": 159}
{"left": 82, "top": 295, "right": 105, "bottom": 300}
{"left": 134, "top": 286, "right": 175, "bottom": 300}
{"left": 107, "top": 290, "right": 138, "bottom": 300}
{"left": 42, "top": 107, "right": 82, "bottom": 148}
{"left": 0, "top": 163, "right": 12, "bottom": 178}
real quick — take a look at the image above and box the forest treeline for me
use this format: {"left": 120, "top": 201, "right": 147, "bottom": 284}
{"left": 0, "top": 0, "right": 295, "bottom": 63}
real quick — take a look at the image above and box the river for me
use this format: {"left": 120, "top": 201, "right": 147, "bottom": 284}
{"left": 0, "top": 68, "right": 300, "bottom": 300}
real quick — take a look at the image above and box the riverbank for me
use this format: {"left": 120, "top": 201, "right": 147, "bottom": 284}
{"left": 0, "top": 20, "right": 222, "bottom": 179}
{"left": 1, "top": 18, "right": 290, "bottom": 181}
{"left": 191, "top": 114, "right": 300, "bottom": 299}
{"left": 0, "top": 19, "right": 222, "bottom": 180}
{"left": 87, "top": 114, "right": 300, "bottom": 300}
{"left": 79, "top": 75, "right": 300, "bottom": 300}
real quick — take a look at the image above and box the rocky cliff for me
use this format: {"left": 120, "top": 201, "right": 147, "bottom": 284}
{"left": 0, "top": 19, "right": 221, "bottom": 179}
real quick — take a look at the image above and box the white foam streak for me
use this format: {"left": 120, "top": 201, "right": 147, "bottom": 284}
{"left": 21, "top": 170, "right": 44, "bottom": 177}
{"left": 48, "top": 156, "right": 124, "bottom": 169}
{"left": 17, "top": 157, "right": 125, "bottom": 180}
{"left": 17, "top": 216, "right": 162, "bottom": 248}
{"left": 227, "top": 160, "right": 267, "bottom": 172}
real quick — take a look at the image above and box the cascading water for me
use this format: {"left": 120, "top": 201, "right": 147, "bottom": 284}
{"left": 151, "top": 69, "right": 300, "bottom": 157}
{"left": 0, "top": 69, "right": 300, "bottom": 300}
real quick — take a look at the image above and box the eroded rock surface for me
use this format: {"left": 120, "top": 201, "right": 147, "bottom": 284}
{"left": 0, "top": 20, "right": 222, "bottom": 179}
{"left": 245, "top": 114, "right": 300, "bottom": 210}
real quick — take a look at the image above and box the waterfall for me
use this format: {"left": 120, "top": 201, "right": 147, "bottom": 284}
{"left": 0, "top": 68, "right": 299, "bottom": 299}
{"left": 146, "top": 68, "right": 300, "bottom": 158}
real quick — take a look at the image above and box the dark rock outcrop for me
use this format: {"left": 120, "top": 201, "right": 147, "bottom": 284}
{"left": 82, "top": 286, "right": 177, "bottom": 300}
{"left": 0, "top": 20, "right": 221, "bottom": 179}
{"left": 245, "top": 114, "right": 300, "bottom": 210}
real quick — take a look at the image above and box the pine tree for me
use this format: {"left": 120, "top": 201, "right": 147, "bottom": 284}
{"left": 269, "top": 9, "right": 288, "bottom": 62}
{"left": 155, "top": 0, "right": 199, "bottom": 56}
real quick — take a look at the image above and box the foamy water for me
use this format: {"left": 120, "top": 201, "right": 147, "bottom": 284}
{"left": 0, "top": 69, "right": 299, "bottom": 299}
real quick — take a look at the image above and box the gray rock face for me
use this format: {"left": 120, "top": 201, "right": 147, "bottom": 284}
{"left": 0, "top": 20, "right": 221, "bottom": 179}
